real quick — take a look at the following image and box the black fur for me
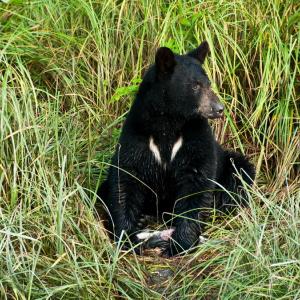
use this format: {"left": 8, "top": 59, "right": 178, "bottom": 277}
{"left": 98, "top": 41, "right": 255, "bottom": 256}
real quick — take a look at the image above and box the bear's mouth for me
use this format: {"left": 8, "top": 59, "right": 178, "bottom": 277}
{"left": 198, "top": 110, "right": 224, "bottom": 119}
{"left": 206, "top": 111, "right": 224, "bottom": 119}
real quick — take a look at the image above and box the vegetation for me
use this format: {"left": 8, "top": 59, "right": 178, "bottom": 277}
{"left": 0, "top": 0, "right": 299, "bottom": 299}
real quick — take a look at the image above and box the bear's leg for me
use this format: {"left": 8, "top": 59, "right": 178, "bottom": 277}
{"left": 216, "top": 150, "right": 255, "bottom": 212}
{"left": 107, "top": 181, "right": 147, "bottom": 252}
{"left": 162, "top": 169, "right": 214, "bottom": 257}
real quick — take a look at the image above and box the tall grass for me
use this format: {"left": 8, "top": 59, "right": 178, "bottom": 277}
{"left": 0, "top": 0, "right": 299, "bottom": 299}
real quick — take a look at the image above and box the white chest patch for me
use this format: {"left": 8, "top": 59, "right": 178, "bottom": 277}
{"left": 149, "top": 136, "right": 162, "bottom": 164}
{"left": 171, "top": 136, "right": 183, "bottom": 161}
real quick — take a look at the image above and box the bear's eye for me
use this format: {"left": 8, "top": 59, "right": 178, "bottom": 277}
{"left": 192, "top": 82, "right": 202, "bottom": 91}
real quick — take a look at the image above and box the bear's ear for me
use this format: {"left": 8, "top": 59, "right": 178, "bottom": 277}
{"left": 155, "top": 47, "right": 176, "bottom": 74}
{"left": 187, "top": 41, "right": 209, "bottom": 64}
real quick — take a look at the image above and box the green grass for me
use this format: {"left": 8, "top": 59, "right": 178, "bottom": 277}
{"left": 0, "top": 0, "right": 299, "bottom": 299}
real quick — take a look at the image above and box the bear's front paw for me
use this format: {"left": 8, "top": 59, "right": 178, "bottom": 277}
{"left": 136, "top": 228, "right": 174, "bottom": 250}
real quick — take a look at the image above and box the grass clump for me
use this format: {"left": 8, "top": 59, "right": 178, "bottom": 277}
{"left": 0, "top": 0, "right": 299, "bottom": 299}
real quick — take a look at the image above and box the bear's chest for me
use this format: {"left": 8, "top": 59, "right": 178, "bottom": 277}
{"left": 148, "top": 135, "right": 183, "bottom": 169}
{"left": 143, "top": 131, "right": 216, "bottom": 186}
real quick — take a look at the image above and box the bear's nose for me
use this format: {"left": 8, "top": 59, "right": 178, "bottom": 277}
{"left": 215, "top": 103, "right": 224, "bottom": 114}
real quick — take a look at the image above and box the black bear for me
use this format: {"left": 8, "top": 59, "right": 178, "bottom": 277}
{"left": 99, "top": 41, "right": 255, "bottom": 257}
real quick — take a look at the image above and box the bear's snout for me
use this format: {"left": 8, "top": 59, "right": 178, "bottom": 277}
{"left": 198, "top": 90, "right": 224, "bottom": 119}
{"left": 211, "top": 101, "right": 224, "bottom": 118}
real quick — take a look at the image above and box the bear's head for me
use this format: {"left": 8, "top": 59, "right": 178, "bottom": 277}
{"left": 155, "top": 41, "right": 224, "bottom": 119}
